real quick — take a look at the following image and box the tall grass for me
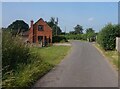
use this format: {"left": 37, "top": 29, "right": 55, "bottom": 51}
{"left": 2, "top": 31, "right": 53, "bottom": 88}
{"left": 2, "top": 31, "right": 70, "bottom": 88}
{"left": 2, "top": 31, "right": 30, "bottom": 73}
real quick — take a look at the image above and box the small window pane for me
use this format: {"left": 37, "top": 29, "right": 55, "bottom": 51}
{"left": 38, "top": 25, "right": 43, "bottom": 31}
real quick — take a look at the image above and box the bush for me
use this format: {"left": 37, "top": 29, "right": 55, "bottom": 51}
{"left": 2, "top": 31, "right": 53, "bottom": 87}
{"left": 64, "top": 34, "right": 81, "bottom": 40}
{"left": 2, "top": 31, "right": 30, "bottom": 73}
{"left": 81, "top": 34, "right": 87, "bottom": 40}
{"left": 97, "top": 24, "right": 120, "bottom": 50}
{"left": 64, "top": 34, "right": 87, "bottom": 41}
{"left": 52, "top": 35, "right": 68, "bottom": 43}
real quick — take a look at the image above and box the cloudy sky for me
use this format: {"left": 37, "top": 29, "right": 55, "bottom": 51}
{"left": 2, "top": 2, "right": 118, "bottom": 33}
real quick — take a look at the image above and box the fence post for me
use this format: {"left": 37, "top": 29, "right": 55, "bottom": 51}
{"left": 116, "top": 37, "right": 120, "bottom": 52}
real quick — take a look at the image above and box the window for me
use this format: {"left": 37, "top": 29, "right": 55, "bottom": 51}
{"left": 38, "top": 25, "right": 43, "bottom": 31}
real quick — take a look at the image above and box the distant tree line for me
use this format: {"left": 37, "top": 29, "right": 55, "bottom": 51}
{"left": 5, "top": 17, "right": 120, "bottom": 49}
{"left": 3, "top": 17, "right": 97, "bottom": 42}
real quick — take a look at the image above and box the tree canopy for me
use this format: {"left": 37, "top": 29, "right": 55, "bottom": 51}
{"left": 7, "top": 20, "right": 29, "bottom": 35}
{"left": 97, "top": 23, "right": 120, "bottom": 50}
{"left": 47, "top": 17, "right": 62, "bottom": 36}
{"left": 85, "top": 28, "right": 96, "bottom": 42}
{"left": 74, "top": 24, "right": 83, "bottom": 34}
{"left": 86, "top": 28, "right": 95, "bottom": 34}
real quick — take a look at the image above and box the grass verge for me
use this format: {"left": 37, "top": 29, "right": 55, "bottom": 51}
{"left": 93, "top": 43, "right": 119, "bottom": 70}
{"left": 2, "top": 46, "right": 71, "bottom": 88}
{"left": 30, "top": 46, "right": 71, "bottom": 65}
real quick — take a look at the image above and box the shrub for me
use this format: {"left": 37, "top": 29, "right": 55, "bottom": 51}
{"left": 97, "top": 24, "right": 120, "bottom": 50}
{"left": 52, "top": 35, "right": 68, "bottom": 43}
{"left": 64, "top": 34, "right": 82, "bottom": 40}
{"left": 2, "top": 31, "right": 30, "bottom": 73}
{"left": 64, "top": 34, "right": 87, "bottom": 41}
{"left": 2, "top": 31, "right": 53, "bottom": 87}
{"left": 81, "top": 34, "right": 87, "bottom": 40}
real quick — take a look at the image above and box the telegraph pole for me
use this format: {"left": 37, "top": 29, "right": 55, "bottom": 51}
{"left": 65, "top": 26, "right": 66, "bottom": 35}
{"left": 55, "top": 17, "right": 58, "bottom": 36}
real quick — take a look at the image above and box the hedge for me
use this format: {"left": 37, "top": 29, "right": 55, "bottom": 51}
{"left": 52, "top": 35, "right": 68, "bottom": 43}
{"left": 97, "top": 24, "right": 120, "bottom": 50}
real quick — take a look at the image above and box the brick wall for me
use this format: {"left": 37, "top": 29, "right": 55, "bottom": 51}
{"left": 28, "top": 18, "right": 52, "bottom": 45}
{"left": 116, "top": 37, "right": 120, "bottom": 52}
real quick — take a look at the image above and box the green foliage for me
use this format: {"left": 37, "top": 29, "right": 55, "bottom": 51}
{"left": 81, "top": 34, "right": 87, "bottom": 40}
{"left": 2, "top": 31, "right": 70, "bottom": 87}
{"left": 86, "top": 28, "right": 94, "bottom": 34}
{"left": 2, "top": 31, "right": 51, "bottom": 87}
{"left": 86, "top": 28, "right": 96, "bottom": 42}
{"left": 69, "top": 25, "right": 84, "bottom": 35}
{"left": 2, "top": 56, "right": 52, "bottom": 88}
{"left": 97, "top": 23, "right": 120, "bottom": 50}
{"left": 52, "top": 35, "right": 68, "bottom": 43}
{"left": 65, "top": 34, "right": 81, "bottom": 40}
{"left": 47, "top": 17, "right": 62, "bottom": 36}
{"left": 52, "top": 26, "right": 62, "bottom": 36}
{"left": 64, "top": 34, "right": 87, "bottom": 41}
{"left": 2, "top": 30, "right": 29, "bottom": 72}
{"left": 74, "top": 24, "right": 83, "bottom": 34}
{"left": 7, "top": 20, "right": 29, "bottom": 35}
{"left": 31, "top": 46, "right": 71, "bottom": 65}
{"left": 69, "top": 31, "right": 76, "bottom": 35}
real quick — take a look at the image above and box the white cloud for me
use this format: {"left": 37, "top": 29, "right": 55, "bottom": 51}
{"left": 88, "top": 17, "right": 94, "bottom": 22}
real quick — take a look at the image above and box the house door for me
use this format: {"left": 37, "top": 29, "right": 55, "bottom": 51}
{"left": 44, "top": 36, "right": 47, "bottom": 46}
{"left": 38, "top": 36, "right": 43, "bottom": 46}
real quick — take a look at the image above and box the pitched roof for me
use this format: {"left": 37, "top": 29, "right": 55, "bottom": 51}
{"left": 33, "top": 18, "right": 52, "bottom": 31}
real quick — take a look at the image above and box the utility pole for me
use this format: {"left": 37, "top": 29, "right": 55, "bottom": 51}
{"left": 65, "top": 26, "right": 66, "bottom": 35}
{"left": 55, "top": 17, "right": 58, "bottom": 36}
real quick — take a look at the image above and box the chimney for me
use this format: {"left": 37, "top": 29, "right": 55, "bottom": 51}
{"left": 31, "top": 20, "right": 34, "bottom": 27}
{"left": 29, "top": 20, "right": 34, "bottom": 43}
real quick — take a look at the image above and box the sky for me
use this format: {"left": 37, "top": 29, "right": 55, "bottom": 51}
{"left": 2, "top": 2, "right": 118, "bottom": 33}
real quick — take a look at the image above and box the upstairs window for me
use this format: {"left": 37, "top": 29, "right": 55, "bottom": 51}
{"left": 38, "top": 25, "right": 43, "bottom": 31}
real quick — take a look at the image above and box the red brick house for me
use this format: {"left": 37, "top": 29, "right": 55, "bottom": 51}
{"left": 28, "top": 18, "right": 52, "bottom": 46}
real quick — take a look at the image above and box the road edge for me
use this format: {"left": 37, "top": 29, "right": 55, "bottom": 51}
{"left": 92, "top": 43, "right": 118, "bottom": 78}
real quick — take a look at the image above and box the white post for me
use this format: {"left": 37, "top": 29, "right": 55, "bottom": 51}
{"left": 116, "top": 37, "right": 120, "bottom": 52}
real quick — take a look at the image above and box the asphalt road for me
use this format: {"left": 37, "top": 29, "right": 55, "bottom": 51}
{"left": 33, "top": 40, "right": 118, "bottom": 87}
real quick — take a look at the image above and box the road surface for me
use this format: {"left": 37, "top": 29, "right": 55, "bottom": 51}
{"left": 33, "top": 41, "right": 118, "bottom": 87}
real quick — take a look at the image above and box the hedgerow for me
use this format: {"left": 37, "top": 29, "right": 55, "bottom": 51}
{"left": 97, "top": 23, "right": 120, "bottom": 50}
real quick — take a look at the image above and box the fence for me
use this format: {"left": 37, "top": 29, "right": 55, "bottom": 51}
{"left": 116, "top": 37, "right": 120, "bottom": 52}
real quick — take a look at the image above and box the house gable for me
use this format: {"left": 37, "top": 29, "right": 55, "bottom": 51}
{"left": 28, "top": 18, "right": 52, "bottom": 46}
{"left": 33, "top": 18, "right": 52, "bottom": 31}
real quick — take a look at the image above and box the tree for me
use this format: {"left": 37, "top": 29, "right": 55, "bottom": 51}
{"left": 47, "top": 17, "right": 62, "bottom": 36}
{"left": 50, "top": 17, "right": 55, "bottom": 24}
{"left": 86, "top": 28, "right": 96, "bottom": 42}
{"left": 7, "top": 20, "right": 29, "bottom": 35}
{"left": 52, "top": 25, "right": 62, "bottom": 35}
{"left": 86, "top": 28, "right": 95, "bottom": 34}
{"left": 74, "top": 24, "right": 83, "bottom": 34}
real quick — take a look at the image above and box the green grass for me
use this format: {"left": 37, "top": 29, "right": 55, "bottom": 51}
{"left": 94, "top": 43, "right": 119, "bottom": 70}
{"left": 2, "top": 46, "right": 71, "bottom": 88}
{"left": 31, "top": 46, "right": 71, "bottom": 65}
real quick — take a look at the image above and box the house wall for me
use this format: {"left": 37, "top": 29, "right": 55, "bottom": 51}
{"left": 34, "top": 19, "right": 52, "bottom": 43}
{"left": 28, "top": 18, "right": 52, "bottom": 45}
{"left": 116, "top": 37, "right": 120, "bottom": 52}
